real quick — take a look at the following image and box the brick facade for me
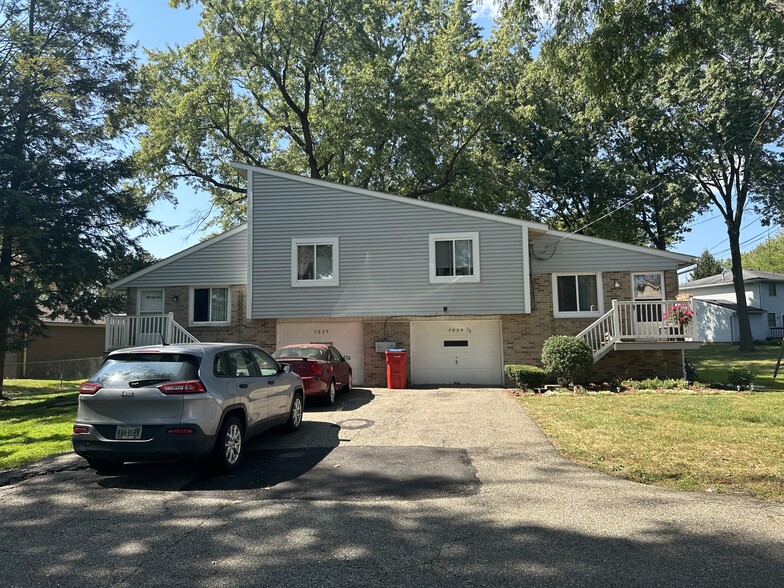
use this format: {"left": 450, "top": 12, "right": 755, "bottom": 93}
{"left": 125, "top": 268, "right": 683, "bottom": 387}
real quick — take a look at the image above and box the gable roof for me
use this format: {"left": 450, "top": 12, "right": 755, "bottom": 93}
{"left": 683, "top": 269, "right": 784, "bottom": 290}
{"left": 110, "top": 224, "right": 248, "bottom": 289}
{"left": 231, "top": 162, "right": 695, "bottom": 266}
{"left": 695, "top": 298, "right": 767, "bottom": 314}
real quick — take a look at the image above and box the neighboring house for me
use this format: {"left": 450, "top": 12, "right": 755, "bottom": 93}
{"left": 682, "top": 270, "right": 784, "bottom": 343}
{"left": 4, "top": 318, "right": 105, "bottom": 379}
{"left": 107, "top": 165, "right": 697, "bottom": 387}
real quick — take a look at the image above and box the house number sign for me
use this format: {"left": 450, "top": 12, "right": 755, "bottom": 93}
{"left": 314, "top": 329, "right": 329, "bottom": 335}
{"left": 447, "top": 327, "right": 472, "bottom": 334}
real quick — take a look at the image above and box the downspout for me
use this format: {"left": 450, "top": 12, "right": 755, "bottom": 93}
{"left": 731, "top": 313, "right": 736, "bottom": 344}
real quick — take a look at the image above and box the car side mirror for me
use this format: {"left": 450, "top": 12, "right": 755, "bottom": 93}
{"left": 343, "top": 355, "right": 351, "bottom": 361}
{"left": 281, "top": 363, "right": 291, "bottom": 373}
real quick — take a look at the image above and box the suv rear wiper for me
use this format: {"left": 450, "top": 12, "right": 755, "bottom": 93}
{"left": 128, "top": 379, "right": 171, "bottom": 388}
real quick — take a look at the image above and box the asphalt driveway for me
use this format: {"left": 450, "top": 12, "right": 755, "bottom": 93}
{"left": 1, "top": 388, "right": 783, "bottom": 587}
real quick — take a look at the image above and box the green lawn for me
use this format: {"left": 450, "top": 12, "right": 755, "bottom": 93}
{"left": 520, "top": 390, "right": 784, "bottom": 502}
{"left": 516, "top": 342, "right": 784, "bottom": 502}
{"left": 0, "top": 379, "right": 80, "bottom": 470}
{"left": 686, "top": 342, "right": 784, "bottom": 391}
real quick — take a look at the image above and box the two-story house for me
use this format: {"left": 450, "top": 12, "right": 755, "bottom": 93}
{"left": 681, "top": 269, "right": 784, "bottom": 343}
{"left": 107, "top": 164, "right": 698, "bottom": 387}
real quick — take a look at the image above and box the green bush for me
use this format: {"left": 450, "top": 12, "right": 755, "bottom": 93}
{"left": 727, "top": 366, "right": 757, "bottom": 387}
{"left": 621, "top": 378, "right": 689, "bottom": 390}
{"left": 541, "top": 336, "right": 593, "bottom": 386}
{"left": 504, "top": 364, "right": 548, "bottom": 389}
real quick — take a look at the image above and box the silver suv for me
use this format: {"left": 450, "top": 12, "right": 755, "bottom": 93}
{"left": 72, "top": 343, "right": 304, "bottom": 472}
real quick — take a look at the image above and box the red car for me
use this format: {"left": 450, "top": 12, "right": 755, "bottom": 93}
{"left": 272, "top": 344, "right": 352, "bottom": 406}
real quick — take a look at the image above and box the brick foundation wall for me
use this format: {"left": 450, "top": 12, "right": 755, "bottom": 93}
{"left": 593, "top": 349, "right": 684, "bottom": 381}
{"left": 362, "top": 319, "right": 412, "bottom": 388}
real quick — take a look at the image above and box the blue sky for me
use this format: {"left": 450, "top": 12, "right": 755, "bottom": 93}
{"left": 114, "top": 0, "right": 774, "bottom": 266}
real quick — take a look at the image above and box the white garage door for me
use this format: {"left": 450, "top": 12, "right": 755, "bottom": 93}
{"left": 411, "top": 320, "right": 503, "bottom": 386}
{"left": 276, "top": 322, "right": 363, "bottom": 385}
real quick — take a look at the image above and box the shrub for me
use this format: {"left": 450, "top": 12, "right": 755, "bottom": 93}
{"left": 541, "top": 336, "right": 593, "bottom": 386}
{"left": 504, "top": 364, "right": 548, "bottom": 389}
{"left": 727, "top": 366, "right": 757, "bottom": 387}
{"left": 621, "top": 378, "right": 689, "bottom": 390}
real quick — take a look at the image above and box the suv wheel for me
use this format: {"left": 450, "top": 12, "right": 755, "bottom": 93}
{"left": 213, "top": 416, "right": 244, "bottom": 471}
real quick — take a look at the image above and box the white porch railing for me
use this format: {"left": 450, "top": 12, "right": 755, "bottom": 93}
{"left": 104, "top": 313, "right": 200, "bottom": 351}
{"left": 578, "top": 300, "right": 697, "bottom": 361}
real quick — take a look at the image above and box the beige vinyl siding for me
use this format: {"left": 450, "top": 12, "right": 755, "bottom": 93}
{"left": 125, "top": 228, "right": 248, "bottom": 288}
{"left": 250, "top": 173, "right": 527, "bottom": 318}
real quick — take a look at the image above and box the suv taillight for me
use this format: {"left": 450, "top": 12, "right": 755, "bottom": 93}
{"left": 79, "top": 382, "right": 102, "bottom": 395}
{"left": 157, "top": 380, "right": 206, "bottom": 394}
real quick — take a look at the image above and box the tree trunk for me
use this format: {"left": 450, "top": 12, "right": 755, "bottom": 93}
{"left": 727, "top": 222, "right": 755, "bottom": 352}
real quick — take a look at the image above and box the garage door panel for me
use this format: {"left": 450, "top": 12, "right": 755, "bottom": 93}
{"left": 411, "top": 320, "right": 502, "bottom": 386}
{"left": 277, "top": 322, "right": 363, "bottom": 385}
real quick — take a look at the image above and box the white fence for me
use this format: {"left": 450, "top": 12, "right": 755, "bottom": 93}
{"left": 104, "top": 313, "right": 199, "bottom": 351}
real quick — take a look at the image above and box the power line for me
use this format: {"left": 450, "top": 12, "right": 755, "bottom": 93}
{"left": 711, "top": 226, "right": 774, "bottom": 257}
{"left": 708, "top": 215, "right": 762, "bottom": 253}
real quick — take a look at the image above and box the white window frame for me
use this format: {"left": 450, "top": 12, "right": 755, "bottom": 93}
{"left": 552, "top": 272, "right": 604, "bottom": 318}
{"left": 137, "top": 288, "right": 164, "bottom": 315}
{"left": 428, "top": 232, "right": 480, "bottom": 284}
{"left": 189, "top": 286, "right": 231, "bottom": 326}
{"left": 291, "top": 237, "right": 340, "bottom": 287}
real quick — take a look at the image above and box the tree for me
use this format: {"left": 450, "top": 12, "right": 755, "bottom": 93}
{"left": 489, "top": 3, "right": 706, "bottom": 250}
{"left": 134, "top": 0, "right": 532, "bottom": 231}
{"left": 741, "top": 232, "right": 784, "bottom": 273}
{"left": 692, "top": 250, "right": 726, "bottom": 281}
{"left": 545, "top": 0, "right": 784, "bottom": 352}
{"left": 0, "top": 0, "right": 152, "bottom": 397}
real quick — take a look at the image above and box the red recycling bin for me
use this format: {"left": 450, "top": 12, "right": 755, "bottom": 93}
{"left": 385, "top": 349, "right": 407, "bottom": 389}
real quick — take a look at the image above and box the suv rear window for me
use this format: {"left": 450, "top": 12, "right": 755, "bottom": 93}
{"left": 91, "top": 353, "right": 200, "bottom": 388}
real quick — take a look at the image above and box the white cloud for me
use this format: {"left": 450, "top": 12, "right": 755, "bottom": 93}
{"left": 473, "top": 0, "right": 501, "bottom": 22}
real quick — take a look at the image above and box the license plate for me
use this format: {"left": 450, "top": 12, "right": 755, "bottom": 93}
{"left": 115, "top": 425, "right": 142, "bottom": 440}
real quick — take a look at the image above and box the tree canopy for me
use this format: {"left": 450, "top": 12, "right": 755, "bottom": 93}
{"left": 134, "top": 0, "right": 535, "bottom": 231}
{"left": 541, "top": 0, "right": 784, "bottom": 351}
{"left": 741, "top": 232, "right": 784, "bottom": 273}
{"left": 0, "top": 0, "right": 153, "bottom": 396}
{"left": 692, "top": 250, "right": 726, "bottom": 281}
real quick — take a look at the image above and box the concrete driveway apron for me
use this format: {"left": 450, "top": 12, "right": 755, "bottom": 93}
{"left": 0, "top": 388, "right": 782, "bottom": 587}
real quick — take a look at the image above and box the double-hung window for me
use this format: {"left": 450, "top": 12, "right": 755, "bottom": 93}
{"left": 191, "top": 287, "right": 230, "bottom": 324}
{"left": 553, "top": 273, "right": 603, "bottom": 318}
{"left": 292, "top": 238, "right": 339, "bottom": 287}
{"left": 429, "top": 232, "right": 480, "bottom": 283}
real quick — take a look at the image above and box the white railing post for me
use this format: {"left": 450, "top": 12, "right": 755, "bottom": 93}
{"left": 611, "top": 299, "right": 620, "bottom": 342}
{"left": 104, "top": 315, "right": 111, "bottom": 351}
{"left": 167, "top": 312, "right": 175, "bottom": 345}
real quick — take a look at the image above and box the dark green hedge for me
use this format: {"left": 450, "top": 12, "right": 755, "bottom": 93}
{"left": 504, "top": 364, "right": 549, "bottom": 389}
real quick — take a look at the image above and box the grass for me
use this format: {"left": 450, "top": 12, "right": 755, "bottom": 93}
{"left": 0, "top": 379, "right": 80, "bottom": 470}
{"left": 686, "top": 342, "right": 784, "bottom": 391}
{"left": 520, "top": 345, "right": 784, "bottom": 502}
{"left": 516, "top": 343, "right": 784, "bottom": 502}
{"left": 519, "top": 391, "right": 784, "bottom": 502}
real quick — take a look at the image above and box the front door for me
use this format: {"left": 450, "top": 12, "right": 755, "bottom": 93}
{"left": 632, "top": 272, "right": 665, "bottom": 339}
{"left": 137, "top": 289, "right": 165, "bottom": 346}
